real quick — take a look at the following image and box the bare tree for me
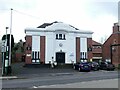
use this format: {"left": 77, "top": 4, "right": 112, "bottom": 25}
{"left": 99, "top": 35, "right": 108, "bottom": 44}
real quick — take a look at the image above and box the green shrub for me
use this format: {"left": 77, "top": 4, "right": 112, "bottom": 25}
{"left": 118, "top": 64, "right": 120, "bottom": 69}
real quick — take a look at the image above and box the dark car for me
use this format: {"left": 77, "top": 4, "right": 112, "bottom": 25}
{"left": 73, "top": 62, "right": 91, "bottom": 72}
{"left": 88, "top": 62, "right": 100, "bottom": 71}
{"left": 99, "top": 61, "right": 115, "bottom": 71}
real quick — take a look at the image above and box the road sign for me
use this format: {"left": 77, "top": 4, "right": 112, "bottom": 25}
{"left": 1, "top": 40, "right": 6, "bottom": 52}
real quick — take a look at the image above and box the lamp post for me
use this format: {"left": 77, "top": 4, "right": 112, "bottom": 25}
{"left": 8, "top": 8, "right": 13, "bottom": 74}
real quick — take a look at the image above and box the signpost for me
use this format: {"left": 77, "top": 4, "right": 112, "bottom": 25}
{"left": 1, "top": 9, "right": 13, "bottom": 75}
{"left": 1, "top": 40, "right": 8, "bottom": 75}
{"left": 1, "top": 40, "right": 5, "bottom": 75}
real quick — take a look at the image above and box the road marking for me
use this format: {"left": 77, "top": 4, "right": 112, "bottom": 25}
{"left": 0, "top": 76, "right": 18, "bottom": 79}
{"left": 32, "top": 86, "right": 38, "bottom": 88}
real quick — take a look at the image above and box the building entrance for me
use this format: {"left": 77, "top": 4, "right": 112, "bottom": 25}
{"left": 56, "top": 52, "right": 65, "bottom": 63}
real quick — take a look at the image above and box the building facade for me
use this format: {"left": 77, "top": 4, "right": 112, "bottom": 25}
{"left": 92, "top": 40, "right": 102, "bottom": 62}
{"left": 102, "top": 23, "right": 120, "bottom": 66}
{"left": 25, "top": 22, "right": 93, "bottom": 65}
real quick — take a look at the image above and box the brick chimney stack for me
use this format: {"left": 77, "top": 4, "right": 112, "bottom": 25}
{"left": 113, "top": 23, "right": 119, "bottom": 33}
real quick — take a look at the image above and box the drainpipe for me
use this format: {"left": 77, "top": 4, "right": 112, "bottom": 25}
{"left": 110, "top": 45, "right": 112, "bottom": 64}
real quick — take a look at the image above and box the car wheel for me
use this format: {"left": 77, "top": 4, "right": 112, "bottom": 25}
{"left": 73, "top": 66, "right": 76, "bottom": 70}
{"left": 78, "top": 67, "right": 81, "bottom": 72}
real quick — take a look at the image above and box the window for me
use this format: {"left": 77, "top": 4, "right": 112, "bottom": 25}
{"left": 59, "top": 34, "right": 62, "bottom": 39}
{"left": 56, "top": 34, "right": 66, "bottom": 40}
{"left": 63, "top": 34, "right": 65, "bottom": 39}
{"left": 80, "top": 52, "right": 87, "bottom": 60}
{"left": 32, "top": 51, "right": 40, "bottom": 63}
{"left": 97, "top": 46, "right": 101, "bottom": 48}
{"left": 56, "top": 34, "right": 58, "bottom": 39}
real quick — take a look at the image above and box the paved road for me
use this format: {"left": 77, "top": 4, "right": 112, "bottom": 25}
{"left": 2, "top": 70, "right": 119, "bottom": 88}
{"left": 34, "top": 79, "right": 118, "bottom": 88}
{"left": 1, "top": 62, "right": 120, "bottom": 88}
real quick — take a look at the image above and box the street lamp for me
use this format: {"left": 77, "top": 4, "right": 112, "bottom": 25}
{"left": 5, "top": 27, "right": 9, "bottom": 46}
{"left": 6, "top": 8, "right": 13, "bottom": 74}
{"left": 9, "top": 8, "right": 13, "bottom": 66}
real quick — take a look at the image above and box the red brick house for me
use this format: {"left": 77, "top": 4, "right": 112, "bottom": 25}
{"left": 92, "top": 40, "right": 102, "bottom": 63}
{"left": 102, "top": 23, "right": 120, "bottom": 66}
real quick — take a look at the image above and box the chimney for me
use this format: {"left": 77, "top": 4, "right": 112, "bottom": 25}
{"left": 113, "top": 23, "right": 119, "bottom": 33}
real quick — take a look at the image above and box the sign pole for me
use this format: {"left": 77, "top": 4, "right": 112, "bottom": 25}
{"left": 1, "top": 40, "right": 6, "bottom": 75}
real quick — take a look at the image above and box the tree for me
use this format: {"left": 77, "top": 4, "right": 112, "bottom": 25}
{"left": 12, "top": 39, "right": 25, "bottom": 62}
{"left": 99, "top": 35, "right": 108, "bottom": 44}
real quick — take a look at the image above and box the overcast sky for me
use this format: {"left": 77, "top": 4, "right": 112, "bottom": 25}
{"left": 0, "top": 0, "right": 119, "bottom": 43}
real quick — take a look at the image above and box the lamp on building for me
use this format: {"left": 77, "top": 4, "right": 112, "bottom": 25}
{"left": 112, "top": 46, "right": 116, "bottom": 52}
{"left": 88, "top": 46, "right": 92, "bottom": 51}
{"left": 27, "top": 44, "right": 31, "bottom": 50}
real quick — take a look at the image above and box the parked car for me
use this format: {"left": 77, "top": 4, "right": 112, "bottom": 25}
{"left": 73, "top": 62, "right": 91, "bottom": 72}
{"left": 99, "top": 61, "right": 115, "bottom": 71}
{"left": 88, "top": 62, "right": 100, "bottom": 71}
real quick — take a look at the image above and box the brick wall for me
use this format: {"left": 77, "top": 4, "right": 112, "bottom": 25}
{"left": 76, "top": 37, "right": 80, "bottom": 63}
{"left": 93, "top": 53, "right": 102, "bottom": 57}
{"left": 103, "top": 34, "right": 117, "bottom": 60}
{"left": 103, "top": 23, "right": 120, "bottom": 66}
{"left": 113, "top": 25, "right": 119, "bottom": 33}
{"left": 87, "top": 38, "right": 93, "bottom": 61}
{"left": 25, "top": 36, "right": 32, "bottom": 64}
{"left": 40, "top": 36, "right": 45, "bottom": 64}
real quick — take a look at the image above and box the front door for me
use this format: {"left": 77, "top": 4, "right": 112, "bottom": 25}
{"left": 56, "top": 52, "right": 65, "bottom": 63}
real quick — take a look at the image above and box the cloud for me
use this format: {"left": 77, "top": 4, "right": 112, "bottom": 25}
{"left": 92, "top": 14, "right": 117, "bottom": 41}
{"left": 0, "top": 0, "right": 118, "bottom": 42}
{"left": 0, "top": 0, "right": 36, "bottom": 11}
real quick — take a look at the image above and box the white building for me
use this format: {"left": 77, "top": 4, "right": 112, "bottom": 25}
{"left": 25, "top": 21, "right": 93, "bottom": 65}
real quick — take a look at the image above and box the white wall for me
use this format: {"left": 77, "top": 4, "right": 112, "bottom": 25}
{"left": 45, "top": 32, "right": 76, "bottom": 64}
{"left": 32, "top": 36, "right": 40, "bottom": 51}
{"left": 80, "top": 38, "right": 87, "bottom": 59}
{"left": 45, "top": 32, "right": 55, "bottom": 64}
{"left": 32, "top": 36, "right": 40, "bottom": 63}
{"left": 65, "top": 33, "right": 76, "bottom": 63}
{"left": 80, "top": 38, "right": 87, "bottom": 52}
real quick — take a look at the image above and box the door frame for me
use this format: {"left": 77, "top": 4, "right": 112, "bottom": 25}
{"left": 56, "top": 52, "right": 65, "bottom": 64}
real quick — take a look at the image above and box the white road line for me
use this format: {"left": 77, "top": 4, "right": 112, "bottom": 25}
{"left": 32, "top": 86, "right": 38, "bottom": 88}
{"left": 0, "top": 76, "right": 18, "bottom": 79}
{"left": 36, "top": 84, "right": 57, "bottom": 88}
